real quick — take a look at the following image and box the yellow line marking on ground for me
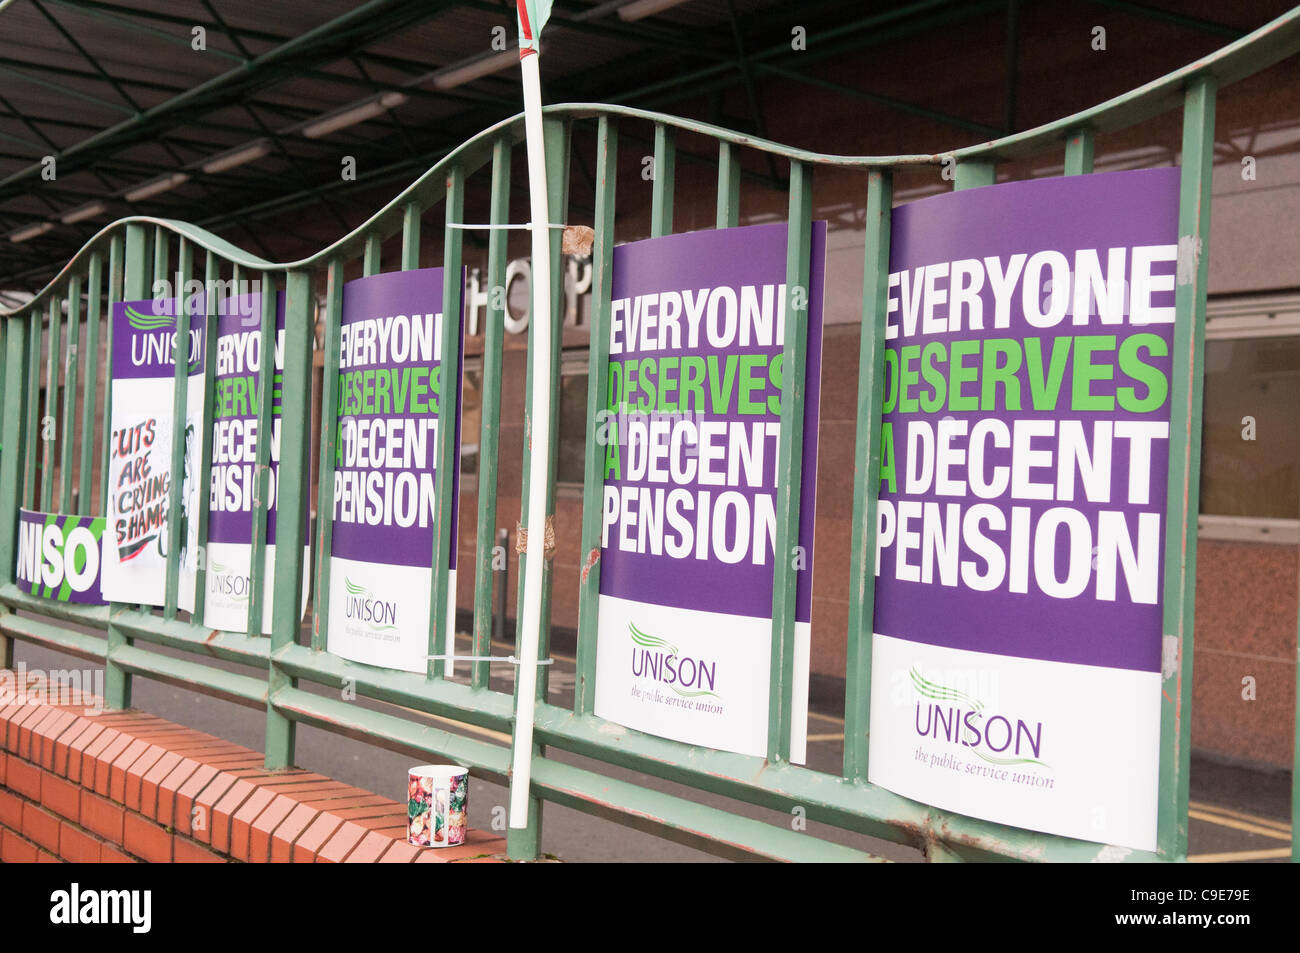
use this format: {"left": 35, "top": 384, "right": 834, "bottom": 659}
{"left": 396, "top": 704, "right": 513, "bottom": 745}
{"left": 809, "top": 711, "right": 845, "bottom": 724}
{"left": 430, "top": 714, "right": 512, "bottom": 744}
{"left": 1188, "top": 809, "right": 1292, "bottom": 842}
{"left": 1188, "top": 847, "right": 1291, "bottom": 863}
{"left": 807, "top": 732, "right": 845, "bottom": 742}
{"left": 1189, "top": 801, "right": 1291, "bottom": 833}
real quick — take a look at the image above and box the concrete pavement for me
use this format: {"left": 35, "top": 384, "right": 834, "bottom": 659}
{"left": 11, "top": 632, "right": 1292, "bottom": 863}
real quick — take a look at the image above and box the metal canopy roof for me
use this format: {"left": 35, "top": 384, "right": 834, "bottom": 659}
{"left": 0, "top": 0, "right": 1272, "bottom": 296}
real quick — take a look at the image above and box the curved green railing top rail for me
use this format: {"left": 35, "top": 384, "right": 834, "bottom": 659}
{"left": 0, "top": 6, "right": 1296, "bottom": 864}
{"left": 4, "top": 3, "right": 1299, "bottom": 317}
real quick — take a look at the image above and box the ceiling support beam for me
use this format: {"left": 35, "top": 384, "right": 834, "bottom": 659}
{"left": 0, "top": 0, "right": 460, "bottom": 201}
{"left": 1086, "top": 0, "right": 1246, "bottom": 40}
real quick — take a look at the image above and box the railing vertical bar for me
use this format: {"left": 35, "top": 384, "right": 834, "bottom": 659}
{"left": 163, "top": 238, "right": 193, "bottom": 620}
{"left": 153, "top": 225, "right": 168, "bottom": 292}
{"left": 192, "top": 252, "right": 221, "bottom": 622}
{"left": 471, "top": 137, "right": 511, "bottom": 690}
{"left": 107, "top": 222, "right": 150, "bottom": 710}
{"left": 124, "top": 225, "right": 149, "bottom": 318}
{"left": 1064, "top": 127, "right": 1095, "bottom": 175}
{"left": 59, "top": 275, "right": 81, "bottom": 513}
{"left": 767, "top": 159, "right": 813, "bottom": 763}
{"left": 266, "top": 268, "right": 314, "bottom": 770}
{"left": 79, "top": 253, "right": 103, "bottom": 513}
{"left": 0, "top": 315, "right": 31, "bottom": 665}
{"left": 312, "top": 258, "right": 344, "bottom": 653}
{"left": 575, "top": 116, "right": 617, "bottom": 715}
{"left": 22, "top": 309, "right": 39, "bottom": 510}
{"left": 953, "top": 159, "right": 996, "bottom": 190}
{"left": 39, "top": 296, "right": 62, "bottom": 513}
{"left": 401, "top": 201, "right": 421, "bottom": 271}
{"left": 716, "top": 140, "right": 741, "bottom": 229}
{"left": 843, "top": 169, "right": 893, "bottom": 781}
{"left": 651, "top": 122, "right": 675, "bottom": 238}
{"left": 534, "top": 117, "right": 569, "bottom": 701}
{"left": 1156, "top": 76, "right": 1215, "bottom": 861}
{"left": 430, "top": 166, "right": 464, "bottom": 680}
{"left": 99, "top": 235, "right": 123, "bottom": 509}
{"left": 364, "top": 234, "right": 382, "bottom": 276}
{"left": 246, "top": 272, "right": 276, "bottom": 635}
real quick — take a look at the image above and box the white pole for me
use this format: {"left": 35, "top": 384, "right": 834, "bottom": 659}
{"left": 508, "top": 47, "right": 552, "bottom": 830}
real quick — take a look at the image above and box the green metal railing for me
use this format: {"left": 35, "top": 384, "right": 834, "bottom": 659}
{"left": 1, "top": 8, "right": 1299, "bottom": 862}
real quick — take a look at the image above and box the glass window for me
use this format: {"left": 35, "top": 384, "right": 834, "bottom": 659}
{"left": 1200, "top": 335, "right": 1300, "bottom": 519}
{"left": 556, "top": 368, "right": 589, "bottom": 486}
{"left": 460, "top": 367, "right": 481, "bottom": 477}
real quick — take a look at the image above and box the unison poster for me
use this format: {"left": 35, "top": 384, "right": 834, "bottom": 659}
{"left": 102, "top": 298, "right": 205, "bottom": 609}
{"left": 867, "top": 168, "right": 1180, "bottom": 851}
{"left": 15, "top": 509, "right": 107, "bottom": 605}
{"left": 203, "top": 293, "right": 310, "bottom": 633}
{"left": 326, "top": 267, "right": 461, "bottom": 674}
{"left": 593, "top": 222, "right": 826, "bottom": 762}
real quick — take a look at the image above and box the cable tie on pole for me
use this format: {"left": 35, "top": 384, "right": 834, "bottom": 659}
{"left": 445, "top": 222, "right": 566, "bottom": 230}
{"left": 424, "top": 654, "right": 554, "bottom": 665}
{"left": 447, "top": 223, "right": 594, "bottom": 256}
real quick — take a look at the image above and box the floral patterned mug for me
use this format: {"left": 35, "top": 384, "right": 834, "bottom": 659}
{"left": 407, "top": 765, "right": 469, "bottom": 848}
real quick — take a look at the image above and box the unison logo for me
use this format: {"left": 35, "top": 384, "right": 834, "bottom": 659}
{"left": 126, "top": 304, "right": 204, "bottom": 370}
{"left": 344, "top": 577, "right": 398, "bottom": 630}
{"left": 628, "top": 622, "right": 719, "bottom": 699}
{"left": 207, "top": 560, "right": 250, "bottom": 601}
{"left": 911, "top": 667, "right": 1048, "bottom": 767}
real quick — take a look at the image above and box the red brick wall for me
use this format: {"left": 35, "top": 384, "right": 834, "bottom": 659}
{"left": 0, "top": 688, "right": 504, "bottom": 864}
{"left": 1193, "top": 540, "right": 1300, "bottom": 768}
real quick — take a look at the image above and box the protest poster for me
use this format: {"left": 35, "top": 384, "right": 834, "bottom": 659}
{"left": 867, "top": 168, "right": 1180, "bottom": 850}
{"left": 102, "top": 298, "right": 205, "bottom": 609}
{"left": 203, "top": 292, "right": 310, "bottom": 633}
{"left": 15, "top": 509, "right": 107, "bottom": 605}
{"left": 326, "top": 267, "right": 461, "bottom": 674}
{"left": 593, "top": 222, "right": 827, "bottom": 762}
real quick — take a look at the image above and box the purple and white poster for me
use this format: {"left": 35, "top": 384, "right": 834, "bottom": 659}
{"left": 594, "top": 223, "right": 826, "bottom": 761}
{"left": 15, "top": 509, "right": 108, "bottom": 605}
{"left": 327, "top": 267, "right": 461, "bottom": 674}
{"left": 203, "top": 293, "right": 310, "bottom": 633}
{"left": 868, "top": 168, "right": 1180, "bottom": 851}
{"left": 102, "top": 298, "right": 206, "bottom": 608}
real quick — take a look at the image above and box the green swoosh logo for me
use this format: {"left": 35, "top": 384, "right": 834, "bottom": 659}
{"left": 126, "top": 305, "right": 175, "bottom": 330}
{"left": 973, "top": 750, "right": 1050, "bottom": 768}
{"left": 629, "top": 621, "right": 678, "bottom": 659}
{"left": 910, "top": 666, "right": 984, "bottom": 713}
